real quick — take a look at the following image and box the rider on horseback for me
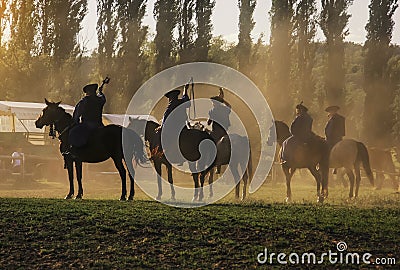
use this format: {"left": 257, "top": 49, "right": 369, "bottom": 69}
{"left": 207, "top": 88, "right": 231, "bottom": 141}
{"left": 208, "top": 88, "right": 231, "bottom": 174}
{"left": 69, "top": 82, "right": 106, "bottom": 151}
{"left": 290, "top": 101, "right": 313, "bottom": 143}
{"left": 153, "top": 85, "right": 190, "bottom": 159}
{"left": 161, "top": 85, "right": 190, "bottom": 127}
{"left": 324, "top": 105, "right": 345, "bottom": 150}
{"left": 280, "top": 102, "right": 314, "bottom": 164}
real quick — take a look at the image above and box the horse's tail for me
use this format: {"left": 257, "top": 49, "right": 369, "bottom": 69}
{"left": 356, "top": 141, "right": 374, "bottom": 186}
{"left": 123, "top": 128, "right": 148, "bottom": 165}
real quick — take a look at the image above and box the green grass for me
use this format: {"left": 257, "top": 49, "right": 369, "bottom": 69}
{"left": 0, "top": 192, "right": 399, "bottom": 269}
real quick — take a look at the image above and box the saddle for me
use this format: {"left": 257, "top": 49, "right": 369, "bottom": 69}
{"left": 185, "top": 120, "right": 211, "bottom": 133}
{"left": 69, "top": 123, "right": 102, "bottom": 148}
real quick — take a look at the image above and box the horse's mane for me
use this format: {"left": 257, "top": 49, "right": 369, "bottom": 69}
{"left": 275, "top": 120, "right": 289, "bottom": 129}
{"left": 56, "top": 105, "right": 73, "bottom": 120}
{"left": 129, "top": 117, "right": 159, "bottom": 127}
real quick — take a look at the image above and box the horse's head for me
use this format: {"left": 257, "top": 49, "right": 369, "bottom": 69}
{"left": 127, "top": 116, "right": 145, "bottom": 135}
{"left": 35, "top": 99, "right": 62, "bottom": 129}
{"left": 272, "top": 120, "right": 291, "bottom": 146}
{"left": 267, "top": 122, "right": 277, "bottom": 146}
{"left": 127, "top": 116, "right": 160, "bottom": 143}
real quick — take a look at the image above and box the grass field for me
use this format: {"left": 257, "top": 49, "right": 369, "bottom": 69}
{"left": 0, "top": 174, "right": 399, "bottom": 269}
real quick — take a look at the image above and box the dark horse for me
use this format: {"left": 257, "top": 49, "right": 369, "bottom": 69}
{"left": 268, "top": 121, "right": 329, "bottom": 203}
{"left": 207, "top": 122, "right": 253, "bottom": 200}
{"left": 128, "top": 117, "right": 216, "bottom": 201}
{"left": 269, "top": 120, "right": 374, "bottom": 200}
{"left": 35, "top": 99, "right": 147, "bottom": 200}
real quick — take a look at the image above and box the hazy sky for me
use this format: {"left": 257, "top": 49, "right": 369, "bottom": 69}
{"left": 80, "top": 0, "right": 400, "bottom": 51}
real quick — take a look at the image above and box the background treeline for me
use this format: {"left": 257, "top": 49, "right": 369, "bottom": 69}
{"left": 0, "top": 0, "right": 399, "bottom": 147}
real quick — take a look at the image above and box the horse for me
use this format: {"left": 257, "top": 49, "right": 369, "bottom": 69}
{"left": 35, "top": 99, "right": 147, "bottom": 200}
{"left": 127, "top": 117, "right": 216, "bottom": 201}
{"left": 368, "top": 147, "right": 399, "bottom": 190}
{"left": 207, "top": 122, "right": 253, "bottom": 200}
{"left": 270, "top": 120, "right": 374, "bottom": 200}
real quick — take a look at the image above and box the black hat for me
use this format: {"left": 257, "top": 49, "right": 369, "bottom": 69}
{"left": 325, "top": 105, "right": 340, "bottom": 113}
{"left": 83, "top": 83, "right": 98, "bottom": 94}
{"left": 210, "top": 96, "right": 224, "bottom": 103}
{"left": 164, "top": 89, "right": 180, "bottom": 99}
{"left": 296, "top": 101, "right": 308, "bottom": 112}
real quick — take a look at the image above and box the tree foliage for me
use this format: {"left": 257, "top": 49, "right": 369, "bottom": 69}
{"left": 363, "top": 0, "right": 398, "bottom": 146}
{"left": 154, "top": 0, "right": 178, "bottom": 72}
{"left": 237, "top": 0, "right": 256, "bottom": 74}
{"left": 194, "top": 0, "right": 215, "bottom": 61}
{"left": 178, "top": 0, "right": 196, "bottom": 63}
{"left": 293, "top": 0, "right": 317, "bottom": 106}
{"left": 320, "top": 0, "right": 353, "bottom": 109}
{"left": 268, "top": 0, "right": 295, "bottom": 121}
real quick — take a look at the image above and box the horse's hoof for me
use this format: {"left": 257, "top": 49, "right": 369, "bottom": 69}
{"left": 284, "top": 197, "right": 292, "bottom": 203}
{"left": 75, "top": 195, "right": 83, "bottom": 200}
{"left": 317, "top": 196, "right": 324, "bottom": 204}
{"left": 120, "top": 196, "right": 127, "bottom": 201}
{"left": 170, "top": 196, "right": 176, "bottom": 201}
{"left": 156, "top": 196, "right": 161, "bottom": 201}
{"left": 65, "top": 194, "right": 73, "bottom": 200}
{"left": 192, "top": 196, "right": 198, "bottom": 202}
{"left": 128, "top": 196, "right": 134, "bottom": 201}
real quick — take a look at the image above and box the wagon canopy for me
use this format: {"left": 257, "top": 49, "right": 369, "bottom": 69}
{"left": 0, "top": 101, "right": 75, "bottom": 133}
{"left": 103, "top": 114, "right": 159, "bottom": 127}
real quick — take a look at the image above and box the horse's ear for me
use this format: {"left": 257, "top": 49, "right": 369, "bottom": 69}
{"left": 56, "top": 101, "right": 61, "bottom": 106}
{"left": 45, "top": 98, "right": 50, "bottom": 106}
{"left": 129, "top": 116, "right": 133, "bottom": 122}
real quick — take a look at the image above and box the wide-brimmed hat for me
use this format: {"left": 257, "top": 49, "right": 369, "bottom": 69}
{"left": 164, "top": 89, "right": 180, "bottom": 99}
{"left": 83, "top": 83, "right": 98, "bottom": 94}
{"left": 210, "top": 96, "right": 224, "bottom": 103}
{"left": 325, "top": 105, "right": 340, "bottom": 113}
{"left": 295, "top": 101, "right": 308, "bottom": 112}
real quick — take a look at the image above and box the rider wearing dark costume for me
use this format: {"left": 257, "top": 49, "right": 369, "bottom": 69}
{"left": 153, "top": 85, "right": 190, "bottom": 157}
{"left": 69, "top": 83, "right": 106, "bottom": 148}
{"left": 161, "top": 86, "right": 190, "bottom": 127}
{"left": 290, "top": 102, "right": 313, "bottom": 143}
{"left": 207, "top": 88, "right": 231, "bottom": 141}
{"left": 207, "top": 88, "right": 231, "bottom": 173}
{"left": 281, "top": 102, "right": 313, "bottom": 164}
{"left": 324, "top": 105, "right": 345, "bottom": 150}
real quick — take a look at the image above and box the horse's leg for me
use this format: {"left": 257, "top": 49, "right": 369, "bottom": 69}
{"left": 309, "top": 167, "right": 322, "bottom": 202}
{"left": 230, "top": 164, "right": 241, "bottom": 200}
{"left": 354, "top": 163, "right": 361, "bottom": 198}
{"left": 199, "top": 172, "right": 206, "bottom": 202}
{"left": 282, "top": 165, "right": 293, "bottom": 202}
{"left": 65, "top": 158, "right": 74, "bottom": 199}
{"left": 154, "top": 161, "right": 163, "bottom": 200}
{"left": 345, "top": 168, "right": 355, "bottom": 199}
{"left": 189, "top": 162, "right": 199, "bottom": 201}
{"left": 127, "top": 164, "right": 135, "bottom": 201}
{"left": 208, "top": 168, "right": 214, "bottom": 198}
{"left": 113, "top": 158, "right": 127, "bottom": 201}
{"left": 166, "top": 162, "right": 175, "bottom": 200}
{"left": 192, "top": 173, "right": 199, "bottom": 201}
{"left": 240, "top": 161, "right": 248, "bottom": 200}
{"left": 75, "top": 161, "right": 83, "bottom": 199}
{"left": 376, "top": 172, "right": 383, "bottom": 190}
{"left": 391, "top": 174, "right": 399, "bottom": 191}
